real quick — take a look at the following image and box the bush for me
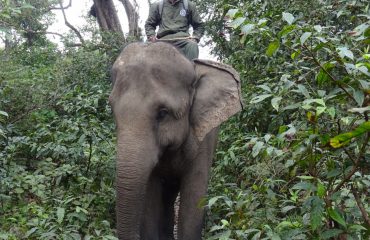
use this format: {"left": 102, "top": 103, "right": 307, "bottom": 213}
{"left": 201, "top": 0, "right": 370, "bottom": 239}
{"left": 0, "top": 45, "right": 118, "bottom": 239}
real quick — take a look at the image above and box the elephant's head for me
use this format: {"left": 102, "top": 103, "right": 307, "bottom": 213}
{"left": 109, "top": 42, "right": 242, "bottom": 239}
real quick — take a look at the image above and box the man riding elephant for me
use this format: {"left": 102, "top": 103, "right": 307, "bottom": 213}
{"left": 144, "top": 0, "right": 204, "bottom": 60}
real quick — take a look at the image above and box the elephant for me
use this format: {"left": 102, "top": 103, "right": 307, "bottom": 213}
{"left": 109, "top": 42, "right": 243, "bottom": 240}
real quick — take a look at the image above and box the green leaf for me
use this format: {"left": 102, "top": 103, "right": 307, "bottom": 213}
{"left": 208, "top": 230, "right": 231, "bottom": 240}
{"left": 330, "top": 121, "right": 370, "bottom": 148}
{"left": 14, "top": 187, "right": 24, "bottom": 193}
{"left": 257, "top": 84, "right": 272, "bottom": 92}
{"left": 221, "top": 219, "right": 229, "bottom": 226}
{"left": 291, "top": 50, "right": 301, "bottom": 60}
{"left": 229, "top": 17, "right": 246, "bottom": 28}
{"left": 219, "top": 230, "right": 232, "bottom": 240}
{"left": 327, "top": 169, "right": 341, "bottom": 178}
{"left": 252, "top": 141, "right": 264, "bottom": 157}
{"left": 282, "top": 103, "right": 301, "bottom": 110}
{"left": 12, "top": 9, "right": 21, "bottom": 14}
{"left": 353, "top": 90, "right": 364, "bottom": 106}
{"left": 229, "top": 150, "right": 236, "bottom": 160}
{"left": 300, "top": 32, "right": 312, "bottom": 45}
{"left": 21, "top": 3, "right": 35, "bottom": 9}
{"left": 316, "top": 36, "right": 328, "bottom": 43}
{"left": 356, "top": 65, "right": 369, "bottom": 77}
{"left": 244, "top": 229, "right": 260, "bottom": 236}
{"left": 327, "top": 107, "right": 335, "bottom": 119}
{"left": 225, "top": 9, "right": 238, "bottom": 18}
{"left": 75, "top": 206, "right": 88, "bottom": 214}
{"left": 208, "top": 196, "right": 222, "bottom": 208}
{"left": 310, "top": 197, "right": 325, "bottom": 230}
{"left": 316, "top": 106, "right": 326, "bottom": 116}
{"left": 352, "top": 23, "right": 369, "bottom": 36}
{"left": 316, "top": 69, "right": 329, "bottom": 85}
{"left": 210, "top": 225, "right": 224, "bottom": 232}
{"left": 316, "top": 62, "right": 335, "bottom": 85}
{"left": 25, "top": 227, "right": 38, "bottom": 237}
{"left": 279, "top": 25, "right": 297, "bottom": 37}
{"left": 57, "top": 207, "right": 65, "bottom": 224}
{"left": 363, "top": 54, "right": 370, "bottom": 60}
{"left": 317, "top": 182, "right": 326, "bottom": 198}
{"left": 314, "top": 25, "right": 322, "bottom": 33}
{"left": 102, "top": 236, "right": 118, "bottom": 240}
{"left": 271, "top": 97, "right": 282, "bottom": 111}
{"left": 251, "top": 231, "right": 262, "bottom": 240}
{"left": 297, "top": 84, "right": 310, "bottom": 98}
{"left": 281, "top": 205, "right": 296, "bottom": 213}
{"left": 303, "top": 98, "right": 325, "bottom": 107}
{"left": 327, "top": 207, "right": 346, "bottom": 227}
{"left": 241, "top": 24, "right": 255, "bottom": 35}
{"left": 348, "top": 224, "right": 367, "bottom": 231}
{"left": 282, "top": 12, "right": 295, "bottom": 25}
{"left": 348, "top": 106, "right": 370, "bottom": 114}
{"left": 257, "top": 19, "right": 268, "bottom": 26}
{"left": 321, "top": 229, "right": 343, "bottom": 239}
{"left": 250, "top": 94, "right": 273, "bottom": 103}
{"left": 292, "top": 181, "right": 314, "bottom": 190}
{"left": 0, "top": 111, "right": 8, "bottom": 118}
{"left": 337, "top": 47, "right": 354, "bottom": 60}
{"left": 297, "top": 176, "right": 314, "bottom": 180}
{"left": 266, "top": 40, "right": 280, "bottom": 57}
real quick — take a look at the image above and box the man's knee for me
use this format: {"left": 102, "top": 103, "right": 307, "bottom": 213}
{"left": 187, "top": 40, "right": 198, "bottom": 51}
{"left": 185, "top": 40, "right": 199, "bottom": 59}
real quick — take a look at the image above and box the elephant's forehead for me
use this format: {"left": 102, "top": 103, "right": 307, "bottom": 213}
{"left": 117, "top": 60, "right": 194, "bottom": 87}
{"left": 117, "top": 42, "right": 194, "bottom": 75}
{"left": 112, "top": 62, "right": 192, "bottom": 104}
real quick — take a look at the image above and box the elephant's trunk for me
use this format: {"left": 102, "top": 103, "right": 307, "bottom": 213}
{"left": 115, "top": 128, "right": 158, "bottom": 240}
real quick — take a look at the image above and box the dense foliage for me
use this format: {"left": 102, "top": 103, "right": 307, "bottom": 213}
{"left": 0, "top": 43, "right": 119, "bottom": 239}
{"left": 1, "top": 0, "right": 369, "bottom": 239}
{"left": 195, "top": 0, "right": 370, "bottom": 239}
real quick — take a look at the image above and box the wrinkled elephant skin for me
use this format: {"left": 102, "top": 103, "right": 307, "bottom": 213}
{"left": 109, "top": 42, "right": 242, "bottom": 240}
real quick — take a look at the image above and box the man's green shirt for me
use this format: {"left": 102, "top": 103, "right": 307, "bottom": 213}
{"left": 145, "top": 0, "right": 204, "bottom": 40}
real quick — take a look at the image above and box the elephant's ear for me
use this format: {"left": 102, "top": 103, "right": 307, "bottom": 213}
{"left": 191, "top": 59, "right": 243, "bottom": 142}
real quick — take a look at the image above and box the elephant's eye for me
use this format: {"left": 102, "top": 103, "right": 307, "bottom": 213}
{"left": 157, "top": 108, "right": 169, "bottom": 121}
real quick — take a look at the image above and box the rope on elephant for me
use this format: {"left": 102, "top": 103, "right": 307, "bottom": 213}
{"left": 157, "top": 37, "right": 197, "bottom": 42}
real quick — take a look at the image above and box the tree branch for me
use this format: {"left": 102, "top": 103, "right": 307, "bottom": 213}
{"left": 351, "top": 186, "right": 370, "bottom": 227}
{"left": 302, "top": 44, "right": 356, "bottom": 103}
{"left": 23, "top": 29, "right": 65, "bottom": 38}
{"left": 118, "top": 0, "right": 140, "bottom": 37}
{"left": 58, "top": 0, "right": 85, "bottom": 44}
{"left": 50, "top": 0, "right": 72, "bottom": 10}
{"left": 92, "top": 0, "right": 124, "bottom": 37}
{"left": 44, "top": 31, "right": 65, "bottom": 38}
{"left": 331, "top": 132, "right": 369, "bottom": 194}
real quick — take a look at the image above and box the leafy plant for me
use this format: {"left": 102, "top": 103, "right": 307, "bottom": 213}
{"left": 199, "top": 0, "right": 370, "bottom": 239}
{"left": 0, "top": 44, "right": 118, "bottom": 239}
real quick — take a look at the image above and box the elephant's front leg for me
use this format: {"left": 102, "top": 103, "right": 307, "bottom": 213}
{"left": 143, "top": 173, "right": 179, "bottom": 240}
{"left": 142, "top": 173, "right": 162, "bottom": 240}
{"left": 177, "top": 130, "right": 217, "bottom": 240}
{"left": 160, "top": 178, "right": 180, "bottom": 240}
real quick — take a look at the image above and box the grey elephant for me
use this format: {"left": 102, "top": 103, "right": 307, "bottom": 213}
{"left": 109, "top": 42, "right": 243, "bottom": 240}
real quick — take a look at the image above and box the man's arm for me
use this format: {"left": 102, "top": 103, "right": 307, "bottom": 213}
{"left": 189, "top": 1, "right": 205, "bottom": 42}
{"left": 145, "top": 2, "right": 160, "bottom": 38}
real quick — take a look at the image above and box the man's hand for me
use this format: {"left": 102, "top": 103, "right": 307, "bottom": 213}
{"left": 148, "top": 35, "right": 157, "bottom": 42}
{"left": 191, "top": 37, "right": 200, "bottom": 43}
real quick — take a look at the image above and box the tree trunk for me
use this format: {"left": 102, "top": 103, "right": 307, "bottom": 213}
{"left": 118, "top": 0, "right": 141, "bottom": 38}
{"left": 92, "top": 0, "right": 124, "bottom": 39}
